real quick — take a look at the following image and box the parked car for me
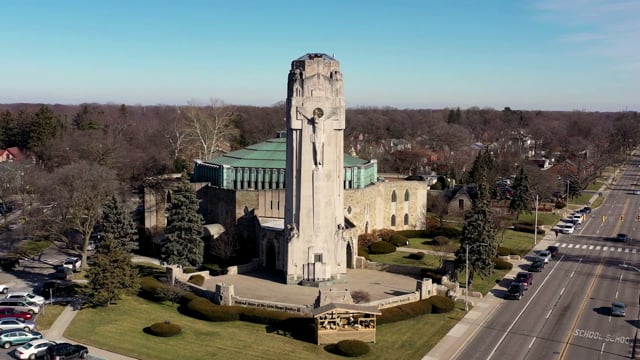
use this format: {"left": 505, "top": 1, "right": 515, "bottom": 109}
{"left": 556, "top": 223, "right": 575, "bottom": 234}
{"left": 582, "top": 206, "right": 592, "bottom": 214}
{"left": 513, "top": 272, "right": 533, "bottom": 290}
{"left": 0, "top": 318, "right": 36, "bottom": 332}
{"left": 52, "top": 267, "right": 73, "bottom": 280}
{"left": 529, "top": 259, "right": 545, "bottom": 272}
{"left": 0, "top": 299, "right": 41, "bottom": 314}
{"left": 616, "top": 233, "right": 630, "bottom": 243}
{"left": 0, "top": 329, "right": 42, "bottom": 348}
{"left": 0, "top": 285, "right": 8, "bottom": 294}
{"left": 44, "top": 342, "right": 88, "bottom": 359}
{"left": 0, "top": 308, "right": 32, "bottom": 321}
{"left": 38, "top": 281, "right": 74, "bottom": 300}
{"left": 15, "top": 339, "right": 56, "bottom": 359}
{"left": 546, "top": 245, "right": 559, "bottom": 258}
{"left": 538, "top": 250, "right": 552, "bottom": 264}
{"left": 611, "top": 301, "right": 626, "bottom": 317}
{"left": 504, "top": 283, "right": 524, "bottom": 300}
{"left": 62, "top": 257, "right": 81, "bottom": 272}
{"left": 569, "top": 213, "right": 583, "bottom": 224}
{"left": 5, "top": 292, "right": 46, "bottom": 306}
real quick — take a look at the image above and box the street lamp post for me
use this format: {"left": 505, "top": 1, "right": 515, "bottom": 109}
{"left": 465, "top": 242, "right": 490, "bottom": 312}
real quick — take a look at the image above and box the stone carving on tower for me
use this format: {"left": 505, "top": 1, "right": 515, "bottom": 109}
{"left": 284, "top": 53, "right": 346, "bottom": 284}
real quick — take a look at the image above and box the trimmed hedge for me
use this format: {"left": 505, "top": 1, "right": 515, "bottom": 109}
{"left": 426, "top": 227, "right": 461, "bottom": 239}
{"left": 513, "top": 223, "right": 545, "bottom": 235}
{"left": 336, "top": 339, "right": 370, "bottom": 357}
{"left": 396, "top": 229, "right": 427, "bottom": 238}
{"left": 429, "top": 295, "right": 455, "bottom": 314}
{"left": 369, "top": 241, "right": 396, "bottom": 254}
{"left": 200, "top": 263, "right": 224, "bottom": 276}
{"left": 148, "top": 321, "right": 182, "bottom": 337}
{"left": 357, "top": 246, "right": 371, "bottom": 261}
{"left": 497, "top": 246, "right": 515, "bottom": 257}
{"left": 188, "top": 274, "right": 205, "bottom": 286}
{"left": 187, "top": 297, "right": 240, "bottom": 322}
{"left": 378, "top": 299, "right": 433, "bottom": 324}
{"left": 432, "top": 236, "right": 450, "bottom": 246}
{"left": 407, "top": 252, "right": 425, "bottom": 260}
{"left": 493, "top": 258, "right": 513, "bottom": 270}
{"left": 388, "top": 233, "right": 408, "bottom": 247}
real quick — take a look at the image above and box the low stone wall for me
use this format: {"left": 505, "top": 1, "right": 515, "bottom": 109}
{"left": 232, "top": 295, "right": 312, "bottom": 315}
{"left": 365, "top": 293, "right": 419, "bottom": 309}
{"left": 226, "top": 259, "right": 259, "bottom": 275}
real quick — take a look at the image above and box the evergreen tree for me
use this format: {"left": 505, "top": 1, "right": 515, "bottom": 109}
{"left": 100, "top": 195, "right": 139, "bottom": 253}
{"left": 26, "top": 105, "right": 63, "bottom": 153}
{"left": 466, "top": 148, "right": 496, "bottom": 185}
{"left": 568, "top": 176, "right": 581, "bottom": 199}
{"left": 161, "top": 174, "right": 204, "bottom": 267}
{"left": 85, "top": 235, "right": 138, "bottom": 307}
{"left": 509, "top": 167, "right": 532, "bottom": 221}
{"left": 72, "top": 104, "right": 101, "bottom": 130}
{"left": 456, "top": 159, "right": 498, "bottom": 289}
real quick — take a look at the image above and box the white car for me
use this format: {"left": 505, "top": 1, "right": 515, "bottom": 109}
{"left": 556, "top": 223, "right": 575, "bottom": 234}
{"left": 4, "top": 292, "right": 45, "bottom": 306}
{"left": 62, "top": 257, "right": 82, "bottom": 272}
{"left": 538, "top": 250, "right": 551, "bottom": 264}
{"left": 0, "top": 318, "right": 36, "bottom": 332}
{"left": 14, "top": 338, "right": 56, "bottom": 359}
{"left": 569, "top": 213, "right": 583, "bottom": 224}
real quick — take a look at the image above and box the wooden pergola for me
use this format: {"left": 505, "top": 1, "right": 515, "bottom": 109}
{"left": 311, "top": 303, "right": 382, "bottom": 345}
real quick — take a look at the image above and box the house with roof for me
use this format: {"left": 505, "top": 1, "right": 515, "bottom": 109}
{"left": 0, "top": 147, "right": 24, "bottom": 163}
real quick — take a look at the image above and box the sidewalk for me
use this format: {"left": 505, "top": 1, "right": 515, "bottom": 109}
{"left": 42, "top": 305, "right": 138, "bottom": 360}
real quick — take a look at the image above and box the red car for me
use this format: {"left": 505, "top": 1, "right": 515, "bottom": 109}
{"left": 0, "top": 307, "right": 33, "bottom": 321}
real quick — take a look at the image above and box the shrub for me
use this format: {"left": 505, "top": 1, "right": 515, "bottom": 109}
{"left": 369, "top": 241, "right": 395, "bottom": 254}
{"left": 188, "top": 274, "right": 205, "bottom": 286}
{"left": 358, "top": 233, "right": 378, "bottom": 248}
{"left": 555, "top": 201, "right": 566, "bottom": 209}
{"left": 148, "top": 321, "right": 182, "bottom": 337}
{"left": 388, "top": 233, "right": 408, "bottom": 247}
{"left": 336, "top": 340, "right": 370, "bottom": 357}
{"left": 139, "top": 276, "right": 165, "bottom": 300}
{"left": 420, "top": 269, "right": 443, "bottom": 284}
{"left": 407, "top": 252, "right": 425, "bottom": 260}
{"left": 357, "top": 246, "right": 371, "bottom": 261}
{"left": 497, "top": 246, "right": 514, "bottom": 256}
{"left": 187, "top": 298, "right": 240, "bottom": 322}
{"left": 513, "top": 224, "right": 545, "bottom": 235}
{"left": 378, "top": 299, "right": 432, "bottom": 324}
{"left": 429, "top": 295, "right": 455, "bottom": 314}
{"left": 373, "top": 228, "right": 395, "bottom": 242}
{"left": 351, "top": 290, "right": 371, "bottom": 304}
{"left": 493, "top": 258, "right": 513, "bottom": 270}
{"left": 432, "top": 236, "right": 450, "bottom": 246}
{"left": 427, "top": 227, "right": 461, "bottom": 239}
{"left": 183, "top": 267, "right": 198, "bottom": 274}
{"left": 396, "top": 229, "right": 427, "bottom": 238}
{"left": 237, "top": 306, "right": 296, "bottom": 325}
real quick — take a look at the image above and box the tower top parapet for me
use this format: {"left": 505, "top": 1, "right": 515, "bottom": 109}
{"left": 295, "top": 53, "right": 336, "bottom": 61}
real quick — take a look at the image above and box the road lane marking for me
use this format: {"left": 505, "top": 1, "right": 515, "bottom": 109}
{"left": 546, "top": 309, "right": 553, "bottom": 319}
{"left": 601, "top": 342, "right": 605, "bottom": 354}
{"left": 596, "top": 246, "right": 602, "bottom": 250}
{"left": 529, "top": 338, "right": 536, "bottom": 349}
{"left": 555, "top": 242, "right": 561, "bottom": 246}
{"left": 618, "top": 247, "right": 622, "bottom": 252}
{"left": 561, "top": 243, "right": 568, "bottom": 247}
{"left": 633, "top": 249, "right": 637, "bottom": 254}
{"left": 625, "top": 248, "right": 630, "bottom": 253}
{"left": 559, "top": 262, "right": 604, "bottom": 360}
{"left": 568, "top": 244, "right": 574, "bottom": 248}
{"left": 604, "top": 246, "right": 608, "bottom": 251}
{"left": 486, "top": 255, "right": 566, "bottom": 360}
{"left": 589, "top": 245, "right": 594, "bottom": 250}
{"left": 560, "top": 287, "right": 565, "bottom": 295}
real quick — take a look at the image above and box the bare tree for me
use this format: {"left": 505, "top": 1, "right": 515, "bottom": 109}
{"left": 34, "top": 161, "right": 119, "bottom": 268}
{"left": 156, "top": 278, "right": 189, "bottom": 304}
{"left": 183, "top": 99, "right": 238, "bottom": 161}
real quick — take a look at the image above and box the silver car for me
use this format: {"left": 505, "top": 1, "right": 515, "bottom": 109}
{"left": 0, "top": 318, "right": 36, "bottom": 332}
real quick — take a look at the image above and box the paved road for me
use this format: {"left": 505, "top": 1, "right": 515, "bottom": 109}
{"left": 455, "top": 159, "right": 640, "bottom": 360}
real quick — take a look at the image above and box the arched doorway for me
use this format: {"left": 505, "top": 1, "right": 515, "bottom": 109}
{"left": 346, "top": 242, "right": 353, "bottom": 269}
{"left": 266, "top": 242, "right": 276, "bottom": 270}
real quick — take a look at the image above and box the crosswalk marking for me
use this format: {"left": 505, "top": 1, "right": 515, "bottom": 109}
{"left": 625, "top": 248, "right": 630, "bottom": 253}
{"left": 618, "top": 248, "right": 623, "bottom": 252}
{"left": 561, "top": 243, "right": 568, "bottom": 247}
{"left": 603, "top": 247, "right": 609, "bottom": 251}
{"left": 568, "top": 244, "right": 574, "bottom": 248}
{"left": 634, "top": 249, "right": 637, "bottom": 254}
{"left": 596, "top": 246, "right": 602, "bottom": 250}
{"left": 589, "top": 245, "right": 594, "bottom": 250}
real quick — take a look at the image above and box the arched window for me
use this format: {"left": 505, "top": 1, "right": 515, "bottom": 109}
{"left": 404, "top": 189, "right": 410, "bottom": 202}
{"left": 404, "top": 213, "right": 409, "bottom": 225}
{"left": 391, "top": 215, "right": 396, "bottom": 226}
{"left": 391, "top": 190, "right": 397, "bottom": 203}
{"left": 347, "top": 206, "right": 352, "bottom": 215}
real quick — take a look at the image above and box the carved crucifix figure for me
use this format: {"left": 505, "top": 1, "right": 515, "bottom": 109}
{"left": 311, "top": 107, "right": 325, "bottom": 168}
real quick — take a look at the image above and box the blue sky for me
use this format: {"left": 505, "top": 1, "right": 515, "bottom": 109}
{"left": 1, "top": 0, "right": 639, "bottom": 111}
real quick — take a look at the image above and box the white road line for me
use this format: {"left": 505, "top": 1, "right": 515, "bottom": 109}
{"left": 560, "top": 287, "right": 565, "bottom": 295}
{"left": 625, "top": 248, "right": 630, "bottom": 253}
{"left": 589, "top": 245, "right": 594, "bottom": 250}
{"left": 561, "top": 243, "right": 568, "bottom": 247}
{"left": 601, "top": 342, "right": 605, "bottom": 354}
{"left": 529, "top": 338, "right": 536, "bottom": 349}
{"left": 618, "top": 248, "right": 623, "bottom": 252}
{"left": 596, "top": 246, "right": 602, "bottom": 250}
{"left": 554, "top": 242, "right": 561, "bottom": 246}
{"left": 568, "top": 244, "right": 574, "bottom": 248}
{"left": 603, "top": 247, "right": 609, "bottom": 251}
{"left": 570, "top": 271, "right": 575, "bottom": 278}
{"left": 634, "top": 249, "right": 637, "bottom": 254}
{"left": 546, "top": 309, "right": 553, "bottom": 319}
{"left": 582, "top": 245, "right": 588, "bottom": 249}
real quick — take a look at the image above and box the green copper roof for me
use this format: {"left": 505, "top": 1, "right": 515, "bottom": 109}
{"left": 203, "top": 136, "right": 367, "bottom": 169}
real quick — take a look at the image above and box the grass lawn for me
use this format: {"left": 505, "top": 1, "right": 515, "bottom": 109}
{"left": 585, "top": 181, "right": 605, "bottom": 191}
{"left": 498, "top": 229, "right": 540, "bottom": 255}
{"left": 36, "top": 304, "right": 66, "bottom": 330}
{"left": 456, "top": 269, "right": 510, "bottom": 295}
{"left": 369, "top": 251, "right": 441, "bottom": 268}
{"left": 65, "top": 295, "right": 466, "bottom": 360}
{"left": 518, "top": 212, "right": 561, "bottom": 226}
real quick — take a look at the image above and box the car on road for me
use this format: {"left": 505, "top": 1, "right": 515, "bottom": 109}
{"left": 514, "top": 272, "right": 533, "bottom": 290}
{"left": 546, "top": 245, "right": 559, "bottom": 258}
{"left": 15, "top": 339, "right": 56, "bottom": 359}
{"left": 0, "top": 308, "right": 33, "bottom": 321}
{"left": 0, "top": 318, "right": 36, "bottom": 332}
{"left": 4, "top": 292, "right": 46, "bottom": 306}
{"left": 0, "top": 329, "right": 42, "bottom": 348}
{"left": 568, "top": 213, "right": 583, "bottom": 224}
{"left": 538, "top": 250, "right": 551, "bottom": 264}
{"left": 529, "top": 259, "right": 545, "bottom": 272}
{"left": 0, "top": 285, "right": 8, "bottom": 295}
{"left": 582, "top": 206, "right": 592, "bottom": 214}
{"left": 616, "top": 233, "right": 630, "bottom": 243}
{"left": 44, "top": 342, "right": 88, "bottom": 359}
{"left": 611, "top": 301, "right": 626, "bottom": 317}
{"left": 556, "top": 223, "right": 575, "bottom": 234}
{"left": 504, "top": 283, "right": 524, "bottom": 300}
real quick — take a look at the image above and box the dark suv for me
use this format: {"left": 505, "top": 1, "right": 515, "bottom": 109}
{"left": 546, "top": 246, "right": 559, "bottom": 258}
{"left": 504, "top": 283, "right": 524, "bottom": 300}
{"left": 44, "top": 342, "right": 88, "bottom": 359}
{"left": 514, "top": 272, "right": 533, "bottom": 289}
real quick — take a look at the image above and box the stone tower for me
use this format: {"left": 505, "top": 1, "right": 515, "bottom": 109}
{"left": 284, "top": 53, "right": 346, "bottom": 285}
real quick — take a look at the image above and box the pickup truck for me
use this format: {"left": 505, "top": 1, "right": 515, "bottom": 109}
{"left": 62, "top": 257, "right": 82, "bottom": 272}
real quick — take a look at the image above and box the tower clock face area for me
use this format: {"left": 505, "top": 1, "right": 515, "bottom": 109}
{"left": 313, "top": 107, "right": 324, "bottom": 119}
